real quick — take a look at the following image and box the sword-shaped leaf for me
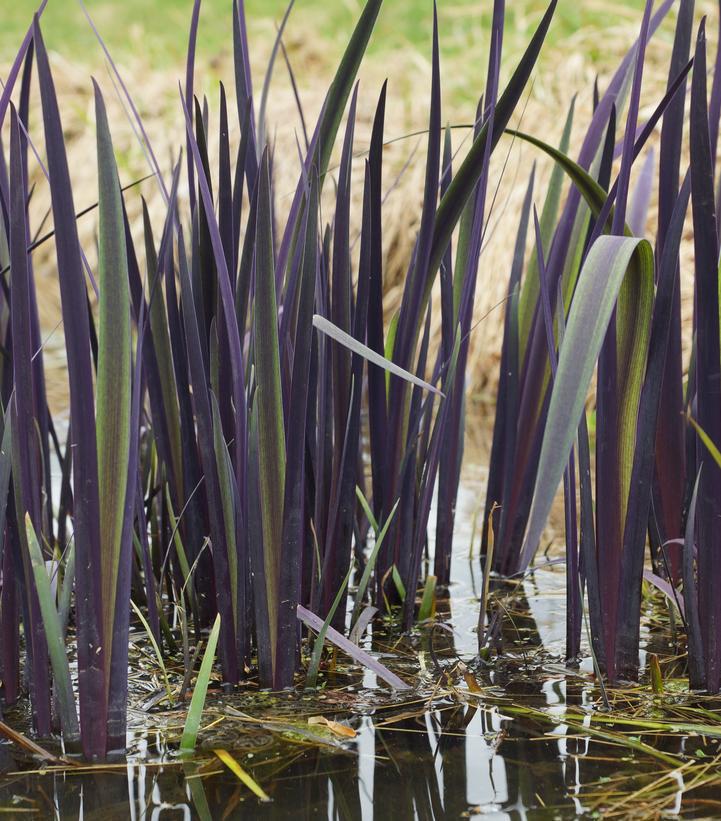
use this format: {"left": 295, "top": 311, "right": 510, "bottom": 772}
{"left": 254, "top": 150, "right": 286, "bottom": 678}
{"left": 94, "top": 82, "right": 132, "bottom": 673}
{"left": 35, "top": 21, "right": 105, "bottom": 758}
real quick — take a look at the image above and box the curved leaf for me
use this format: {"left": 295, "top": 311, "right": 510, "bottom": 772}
{"left": 520, "top": 235, "right": 654, "bottom": 567}
{"left": 506, "top": 128, "right": 618, "bottom": 234}
{"left": 518, "top": 98, "right": 576, "bottom": 353}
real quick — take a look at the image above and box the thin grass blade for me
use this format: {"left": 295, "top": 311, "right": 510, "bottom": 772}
{"left": 24, "top": 516, "right": 79, "bottom": 744}
{"left": 180, "top": 614, "right": 221, "bottom": 753}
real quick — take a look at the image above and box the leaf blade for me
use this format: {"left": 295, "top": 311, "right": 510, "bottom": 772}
{"left": 181, "top": 614, "right": 221, "bottom": 753}
{"left": 520, "top": 235, "right": 654, "bottom": 567}
{"left": 94, "top": 81, "right": 132, "bottom": 670}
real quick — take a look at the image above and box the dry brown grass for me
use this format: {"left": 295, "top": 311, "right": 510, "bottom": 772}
{"left": 2, "top": 2, "right": 716, "bottom": 415}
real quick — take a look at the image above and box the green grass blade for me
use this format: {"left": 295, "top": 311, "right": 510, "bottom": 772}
{"left": 306, "top": 562, "right": 354, "bottom": 688}
{"left": 214, "top": 749, "right": 270, "bottom": 801}
{"left": 183, "top": 763, "right": 213, "bottom": 821}
{"left": 180, "top": 614, "right": 221, "bottom": 753}
{"left": 355, "top": 485, "right": 379, "bottom": 533}
{"left": 24, "top": 515, "right": 80, "bottom": 743}
{"left": 351, "top": 495, "right": 399, "bottom": 626}
{"left": 383, "top": 312, "right": 399, "bottom": 398}
{"left": 164, "top": 488, "right": 197, "bottom": 616}
{"left": 503, "top": 127, "right": 655, "bottom": 525}
{"left": 687, "top": 414, "right": 721, "bottom": 469}
{"left": 130, "top": 599, "right": 172, "bottom": 702}
{"left": 506, "top": 128, "right": 619, "bottom": 235}
{"left": 418, "top": 575, "right": 437, "bottom": 621}
{"left": 142, "top": 204, "right": 183, "bottom": 493}
{"left": 391, "top": 565, "right": 406, "bottom": 602}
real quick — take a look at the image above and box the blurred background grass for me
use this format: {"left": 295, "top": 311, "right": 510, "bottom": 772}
{"left": 3, "top": 1, "right": 649, "bottom": 74}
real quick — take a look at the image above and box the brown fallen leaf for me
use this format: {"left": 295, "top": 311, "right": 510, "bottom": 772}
{"left": 463, "top": 670, "right": 483, "bottom": 694}
{"left": 307, "top": 716, "right": 357, "bottom": 738}
{"left": 458, "top": 661, "right": 483, "bottom": 694}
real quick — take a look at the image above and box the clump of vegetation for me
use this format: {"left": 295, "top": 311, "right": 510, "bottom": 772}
{"left": 0, "top": 0, "right": 554, "bottom": 759}
{"left": 0, "top": 0, "right": 719, "bottom": 768}
{"left": 482, "top": 0, "right": 721, "bottom": 697}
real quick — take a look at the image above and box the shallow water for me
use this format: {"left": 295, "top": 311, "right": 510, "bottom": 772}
{"left": 2, "top": 466, "right": 720, "bottom": 819}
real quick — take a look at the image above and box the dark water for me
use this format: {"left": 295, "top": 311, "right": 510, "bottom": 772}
{"left": 2, "top": 465, "right": 721, "bottom": 818}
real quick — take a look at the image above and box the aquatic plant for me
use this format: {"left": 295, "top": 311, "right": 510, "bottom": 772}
{"left": 485, "top": 0, "right": 721, "bottom": 693}
{"left": 0, "top": 0, "right": 555, "bottom": 757}
{"left": 2, "top": 0, "right": 721, "bottom": 765}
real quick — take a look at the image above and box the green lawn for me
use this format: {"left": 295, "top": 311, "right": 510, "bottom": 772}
{"left": 3, "top": 0, "right": 649, "bottom": 69}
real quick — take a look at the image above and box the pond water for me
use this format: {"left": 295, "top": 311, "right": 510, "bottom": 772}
{"left": 1, "top": 463, "right": 720, "bottom": 819}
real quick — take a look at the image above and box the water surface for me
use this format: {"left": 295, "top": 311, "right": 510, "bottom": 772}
{"left": 2, "top": 465, "right": 720, "bottom": 819}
